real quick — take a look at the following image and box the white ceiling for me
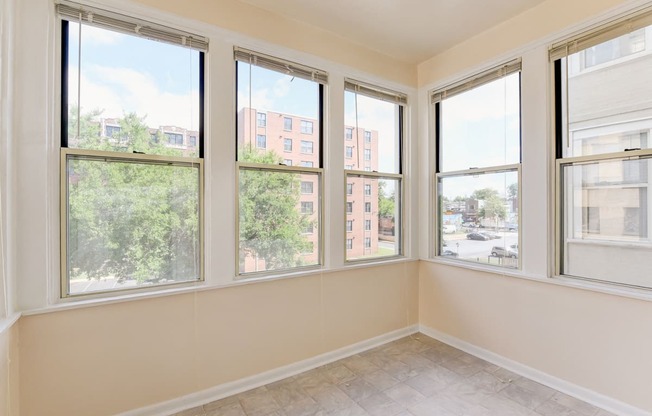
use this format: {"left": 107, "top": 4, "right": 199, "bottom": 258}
{"left": 237, "top": 0, "right": 546, "bottom": 64}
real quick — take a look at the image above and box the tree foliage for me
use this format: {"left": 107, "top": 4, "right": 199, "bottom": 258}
{"left": 67, "top": 109, "right": 199, "bottom": 284}
{"left": 238, "top": 146, "right": 313, "bottom": 271}
{"left": 378, "top": 181, "right": 396, "bottom": 218}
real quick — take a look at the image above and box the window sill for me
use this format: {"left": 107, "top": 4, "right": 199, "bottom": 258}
{"left": 21, "top": 257, "right": 419, "bottom": 317}
{"left": 423, "top": 257, "right": 652, "bottom": 303}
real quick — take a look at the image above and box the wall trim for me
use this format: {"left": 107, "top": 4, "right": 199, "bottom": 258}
{"left": 419, "top": 325, "right": 651, "bottom": 416}
{"left": 0, "top": 313, "right": 20, "bottom": 336}
{"left": 117, "top": 324, "right": 419, "bottom": 416}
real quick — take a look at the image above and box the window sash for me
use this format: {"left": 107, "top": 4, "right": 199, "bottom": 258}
{"left": 56, "top": 1, "right": 208, "bottom": 52}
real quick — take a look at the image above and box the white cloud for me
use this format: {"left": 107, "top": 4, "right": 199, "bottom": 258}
{"left": 72, "top": 22, "right": 124, "bottom": 46}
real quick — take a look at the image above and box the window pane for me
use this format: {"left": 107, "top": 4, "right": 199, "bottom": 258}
{"left": 561, "top": 157, "right": 652, "bottom": 288}
{"left": 346, "top": 176, "right": 400, "bottom": 260}
{"left": 564, "top": 26, "right": 652, "bottom": 158}
{"left": 438, "top": 170, "right": 519, "bottom": 269}
{"left": 65, "top": 155, "right": 201, "bottom": 295}
{"left": 344, "top": 91, "right": 400, "bottom": 174}
{"left": 239, "top": 168, "right": 320, "bottom": 274}
{"left": 66, "top": 22, "right": 200, "bottom": 157}
{"left": 237, "top": 63, "right": 320, "bottom": 165}
{"left": 439, "top": 73, "right": 520, "bottom": 172}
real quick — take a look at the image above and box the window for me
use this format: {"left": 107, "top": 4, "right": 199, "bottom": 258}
{"left": 301, "top": 140, "right": 313, "bottom": 154}
{"left": 346, "top": 127, "right": 353, "bottom": 140}
{"left": 257, "top": 112, "right": 266, "bottom": 127}
{"left": 346, "top": 239, "right": 353, "bottom": 250}
{"left": 301, "top": 201, "right": 314, "bottom": 214}
{"left": 59, "top": 3, "right": 206, "bottom": 297}
{"left": 236, "top": 47, "right": 326, "bottom": 275}
{"left": 189, "top": 136, "right": 197, "bottom": 147}
{"left": 345, "top": 165, "right": 353, "bottom": 170}
{"left": 433, "top": 60, "right": 521, "bottom": 269}
{"left": 301, "top": 181, "right": 313, "bottom": 194}
{"left": 345, "top": 79, "right": 405, "bottom": 261}
{"left": 346, "top": 202, "right": 353, "bottom": 214}
{"left": 346, "top": 220, "right": 353, "bottom": 232}
{"left": 301, "top": 120, "right": 313, "bottom": 134}
{"left": 552, "top": 16, "right": 652, "bottom": 289}
{"left": 347, "top": 183, "right": 353, "bottom": 195}
{"left": 256, "top": 134, "right": 266, "bottom": 149}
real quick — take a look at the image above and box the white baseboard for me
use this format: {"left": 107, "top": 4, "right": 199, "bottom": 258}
{"left": 117, "top": 325, "right": 419, "bottom": 416}
{"left": 419, "top": 325, "right": 651, "bottom": 416}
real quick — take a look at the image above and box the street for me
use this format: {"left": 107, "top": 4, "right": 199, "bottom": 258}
{"left": 443, "top": 231, "right": 519, "bottom": 263}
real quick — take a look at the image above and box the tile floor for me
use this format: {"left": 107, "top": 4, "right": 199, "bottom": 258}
{"left": 171, "top": 333, "right": 616, "bottom": 416}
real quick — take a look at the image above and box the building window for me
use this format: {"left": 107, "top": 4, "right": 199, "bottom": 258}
{"left": 257, "top": 112, "right": 266, "bottom": 127}
{"left": 346, "top": 220, "right": 353, "bottom": 232}
{"left": 301, "top": 140, "right": 314, "bottom": 154}
{"left": 256, "top": 134, "right": 266, "bottom": 149}
{"left": 189, "top": 136, "right": 197, "bottom": 147}
{"left": 301, "top": 120, "right": 313, "bottom": 134}
{"left": 346, "top": 239, "right": 353, "bottom": 250}
{"left": 345, "top": 165, "right": 353, "bottom": 170}
{"left": 301, "top": 201, "right": 314, "bottom": 214}
{"left": 433, "top": 60, "right": 521, "bottom": 270}
{"left": 553, "top": 20, "right": 652, "bottom": 289}
{"left": 301, "top": 181, "right": 313, "bottom": 194}
{"left": 166, "top": 132, "right": 184, "bottom": 146}
{"left": 236, "top": 47, "right": 325, "bottom": 276}
{"left": 346, "top": 202, "right": 353, "bottom": 214}
{"left": 59, "top": 5, "right": 205, "bottom": 297}
{"left": 346, "top": 127, "right": 353, "bottom": 140}
{"left": 347, "top": 183, "right": 353, "bottom": 195}
{"left": 344, "top": 79, "right": 405, "bottom": 261}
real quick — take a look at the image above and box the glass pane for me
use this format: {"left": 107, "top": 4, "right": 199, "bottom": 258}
{"left": 346, "top": 176, "right": 400, "bottom": 260}
{"left": 237, "top": 62, "right": 320, "bottom": 166}
{"left": 65, "top": 155, "right": 201, "bottom": 295}
{"left": 344, "top": 92, "right": 401, "bottom": 174}
{"left": 440, "top": 73, "right": 520, "bottom": 172}
{"left": 239, "top": 169, "right": 320, "bottom": 274}
{"left": 561, "top": 158, "right": 652, "bottom": 288}
{"left": 67, "top": 22, "right": 200, "bottom": 157}
{"left": 564, "top": 25, "right": 652, "bottom": 158}
{"left": 438, "top": 170, "right": 519, "bottom": 269}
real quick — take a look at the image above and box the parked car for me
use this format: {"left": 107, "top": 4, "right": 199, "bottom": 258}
{"left": 467, "top": 232, "right": 489, "bottom": 241}
{"left": 491, "top": 246, "right": 518, "bottom": 258}
{"left": 442, "top": 224, "right": 457, "bottom": 234}
{"left": 441, "top": 249, "right": 458, "bottom": 257}
{"left": 480, "top": 231, "right": 501, "bottom": 239}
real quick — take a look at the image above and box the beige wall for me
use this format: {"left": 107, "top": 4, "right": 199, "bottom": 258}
{"left": 418, "top": 0, "right": 638, "bottom": 87}
{"left": 419, "top": 262, "right": 652, "bottom": 411}
{"left": 18, "top": 262, "right": 418, "bottom": 416}
{"left": 0, "top": 322, "right": 19, "bottom": 416}
{"left": 133, "top": 0, "right": 416, "bottom": 87}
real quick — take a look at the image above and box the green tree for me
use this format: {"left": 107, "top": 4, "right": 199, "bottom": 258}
{"left": 238, "top": 146, "right": 312, "bottom": 270}
{"left": 67, "top": 110, "right": 199, "bottom": 284}
{"left": 479, "top": 195, "right": 507, "bottom": 226}
{"left": 471, "top": 188, "right": 499, "bottom": 201}
{"left": 378, "top": 181, "right": 395, "bottom": 218}
{"left": 507, "top": 182, "right": 518, "bottom": 200}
